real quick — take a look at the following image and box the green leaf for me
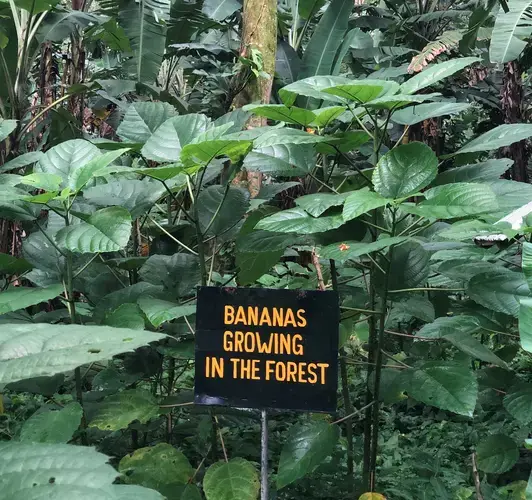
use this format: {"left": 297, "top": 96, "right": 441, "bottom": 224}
{"left": 277, "top": 422, "right": 340, "bottom": 489}
{"left": 433, "top": 159, "right": 513, "bottom": 185}
{"left": 311, "top": 106, "right": 346, "bottom": 127}
{"left": 197, "top": 185, "right": 250, "bottom": 238}
{"left": 55, "top": 207, "right": 132, "bottom": 253}
{"left": 0, "top": 284, "right": 63, "bottom": 315}
{"left": 319, "top": 236, "right": 409, "bottom": 263}
{"left": 73, "top": 148, "right": 131, "bottom": 191}
{"left": 202, "top": 0, "right": 240, "bottom": 20}
{"left": 142, "top": 114, "right": 210, "bottom": 162}
{"left": 299, "top": 0, "right": 326, "bottom": 19}
{"left": 243, "top": 104, "right": 316, "bottom": 126}
{"left": 117, "top": 102, "right": 178, "bottom": 144}
{"left": 0, "top": 323, "right": 165, "bottom": 384}
{"left": 343, "top": 188, "right": 390, "bottom": 221}
{"left": 181, "top": 139, "right": 252, "bottom": 165}
{"left": 322, "top": 80, "right": 398, "bottom": 103}
{"left": 243, "top": 143, "right": 316, "bottom": 176}
{"left": 365, "top": 93, "right": 441, "bottom": 110}
{"left": 394, "top": 296, "right": 435, "bottom": 322}
{"left": 519, "top": 298, "right": 532, "bottom": 352}
{"left": 104, "top": 303, "right": 146, "bottom": 330}
{"left": 0, "top": 118, "right": 17, "bottom": 143}
{"left": 391, "top": 102, "right": 471, "bottom": 125}
{"left": 253, "top": 128, "right": 327, "bottom": 147}
{"left": 204, "top": 458, "right": 260, "bottom": 500}
{"left": 0, "top": 253, "right": 32, "bottom": 275}
{"left": 400, "top": 57, "right": 480, "bottom": 94}
{"left": 454, "top": 124, "right": 532, "bottom": 155}
{"left": 36, "top": 139, "right": 100, "bottom": 190}
{"left": 296, "top": 192, "right": 348, "bottom": 217}
{"left": 279, "top": 76, "right": 352, "bottom": 106}
{"left": 20, "top": 173, "right": 62, "bottom": 192}
{"left": 373, "top": 142, "right": 437, "bottom": 199}
{"left": 138, "top": 297, "right": 195, "bottom": 328}
{"left": 90, "top": 389, "right": 160, "bottom": 431}
{"left": 468, "top": 269, "right": 529, "bottom": 317}
{"left": 489, "top": 0, "right": 532, "bottom": 63}
{"left": 443, "top": 332, "right": 507, "bottom": 367}
{"left": 298, "top": 0, "right": 353, "bottom": 80}
{"left": 522, "top": 242, "right": 532, "bottom": 289}
{"left": 476, "top": 434, "right": 519, "bottom": 473}
{"left": 386, "top": 241, "right": 429, "bottom": 291}
{"left": 119, "top": 443, "right": 193, "bottom": 497}
{"left": 19, "top": 402, "right": 82, "bottom": 443}
{"left": 14, "top": 0, "right": 59, "bottom": 14}
{"left": 408, "top": 362, "right": 478, "bottom": 416}
{"left": 503, "top": 383, "right": 532, "bottom": 424}
{"left": 0, "top": 152, "right": 43, "bottom": 173}
{"left": 256, "top": 207, "right": 344, "bottom": 233}
{"left": 139, "top": 254, "right": 200, "bottom": 298}
{"left": 403, "top": 183, "right": 498, "bottom": 219}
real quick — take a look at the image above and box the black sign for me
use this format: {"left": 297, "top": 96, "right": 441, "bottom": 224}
{"left": 194, "top": 286, "right": 339, "bottom": 412}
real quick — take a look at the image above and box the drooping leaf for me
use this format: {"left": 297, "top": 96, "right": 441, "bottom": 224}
{"left": 408, "top": 361, "right": 478, "bottom": 416}
{"left": 322, "top": 80, "right": 398, "bottom": 103}
{"left": 489, "top": 0, "right": 532, "bottom": 63}
{"left": 55, "top": 207, "right": 132, "bottom": 253}
{"left": 181, "top": 139, "right": 252, "bottom": 165}
{"left": 433, "top": 159, "right": 513, "bottom": 185}
{"left": 0, "top": 119, "right": 17, "bottom": 143}
{"left": 73, "top": 148, "right": 131, "bottom": 191}
{"left": 400, "top": 57, "right": 480, "bottom": 94}
{"left": 0, "top": 284, "right": 63, "bottom": 315}
{"left": 202, "top": 0, "right": 240, "bottom": 20}
{"left": 522, "top": 242, "right": 532, "bottom": 289}
{"left": 0, "top": 152, "right": 44, "bottom": 173}
{"left": 373, "top": 142, "right": 438, "bottom": 199}
{"left": 454, "top": 124, "right": 532, "bottom": 155}
{"left": 279, "top": 76, "right": 351, "bottom": 106}
{"left": 443, "top": 332, "right": 507, "bottom": 367}
{"left": 256, "top": 207, "right": 344, "bottom": 234}
{"left": 0, "top": 323, "right": 165, "bottom": 384}
{"left": 343, "top": 188, "right": 390, "bottom": 221}
{"left": 365, "top": 93, "right": 441, "bottom": 110}
{"left": 503, "top": 383, "right": 532, "bottom": 424}
{"left": 476, "top": 434, "right": 519, "bottom": 473}
{"left": 19, "top": 173, "right": 62, "bottom": 192}
{"left": 319, "top": 236, "right": 409, "bottom": 263}
{"left": 394, "top": 296, "right": 435, "bottom": 323}
{"left": 117, "top": 102, "right": 178, "bottom": 144}
{"left": 0, "top": 253, "right": 32, "bottom": 275}
{"left": 243, "top": 143, "right": 316, "bottom": 176}
{"left": 204, "top": 458, "right": 260, "bottom": 500}
{"left": 138, "top": 297, "right": 195, "bottom": 328}
{"left": 104, "top": 303, "right": 146, "bottom": 330}
{"left": 519, "top": 298, "right": 532, "bottom": 352}
{"left": 277, "top": 422, "right": 340, "bottom": 489}
{"left": 90, "top": 389, "right": 160, "bottom": 431}
{"left": 119, "top": 443, "right": 194, "bottom": 498}
{"left": 391, "top": 102, "right": 471, "bottom": 125}
{"left": 19, "top": 402, "right": 83, "bottom": 443}
{"left": 243, "top": 104, "right": 316, "bottom": 126}
{"left": 468, "top": 269, "right": 529, "bottom": 317}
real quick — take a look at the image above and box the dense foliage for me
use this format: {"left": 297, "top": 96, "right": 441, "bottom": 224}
{"left": 1, "top": 0, "right": 532, "bottom": 499}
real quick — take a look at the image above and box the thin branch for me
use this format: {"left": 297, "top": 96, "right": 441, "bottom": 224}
{"left": 148, "top": 215, "right": 199, "bottom": 255}
{"left": 332, "top": 401, "right": 377, "bottom": 426}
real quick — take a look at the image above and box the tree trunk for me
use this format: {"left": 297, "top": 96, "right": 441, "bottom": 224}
{"left": 500, "top": 61, "right": 528, "bottom": 182}
{"left": 231, "top": 0, "right": 277, "bottom": 198}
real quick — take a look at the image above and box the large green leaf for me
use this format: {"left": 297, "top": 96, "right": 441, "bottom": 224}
{"left": 503, "top": 383, "right": 532, "bottom": 424}
{"left": 403, "top": 183, "right": 498, "bottom": 219}
{"left": 19, "top": 402, "right": 83, "bottom": 443}
{"left": 408, "top": 362, "right": 478, "bottom": 416}
{"left": 0, "top": 284, "right": 62, "bottom": 314}
{"left": 298, "top": 0, "right": 353, "bottom": 79}
{"left": 433, "top": 159, "right": 513, "bottom": 185}
{"left": 489, "top": 0, "right": 532, "bottom": 63}
{"left": 0, "top": 253, "right": 32, "bottom": 275}
{"left": 73, "top": 148, "right": 130, "bottom": 191}
{"left": 138, "top": 297, "right": 195, "bottom": 328}
{"left": 256, "top": 207, "right": 344, "bottom": 233}
{"left": 0, "top": 119, "right": 17, "bottom": 143}
{"left": 391, "top": 102, "right": 470, "bottom": 125}
{"left": 279, "top": 76, "right": 351, "bottom": 106}
{"left": 322, "top": 80, "right": 398, "bottom": 103}
{"left": 0, "top": 323, "right": 165, "bottom": 384}
{"left": 204, "top": 458, "right": 260, "bottom": 500}
{"left": 243, "top": 104, "right": 316, "bottom": 126}
{"left": 117, "top": 102, "right": 178, "bottom": 143}
{"left": 385, "top": 241, "right": 429, "bottom": 291}
{"left": 90, "top": 389, "right": 160, "bottom": 431}
{"left": 142, "top": 114, "right": 210, "bottom": 162}
{"left": 197, "top": 185, "right": 250, "bottom": 238}
{"left": 372, "top": 142, "right": 438, "bottom": 199}
{"left": 0, "top": 442, "right": 164, "bottom": 499}
{"left": 139, "top": 254, "right": 200, "bottom": 298}
{"left": 119, "top": 0, "right": 168, "bottom": 82}
{"left": 468, "top": 269, "right": 529, "bottom": 317}
{"left": 181, "top": 139, "right": 252, "bottom": 165}
{"left": 454, "top": 124, "right": 532, "bottom": 155}
{"left": 343, "top": 188, "right": 390, "bottom": 221}
{"left": 443, "top": 332, "right": 507, "bottom": 367}
{"left": 365, "top": 93, "right": 441, "bottom": 110}
{"left": 319, "top": 236, "right": 409, "bottom": 263}
{"left": 522, "top": 242, "right": 532, "bottom": 289}
{"left": 296, "top": 192, "right": 348, "bottom": 217}
{"left": 36, "top": 139, "right": 100, "bottom": 190}
{"left": 476, "top": 434, "right": 519, "bottom": 473}
{"left": 400, "top": 57, "right": 480, "bottom": 94}
{"left": 119, "top": 443, "right": 194, "bottom": 499}
{"left": 202, "top": 0, "right": 240, "bottom": 20}
{"left": 519, "top": 298, "right": 532, "bottom": 352}
{"left": 243, "top": 143, "right": 316, "bottom": 176}
{"left": 0, "top": 152, "right": 43, "bottom": 173}
{"left": 55, "top": 207, "right": 132, "bottom": 253}
{"left": 416, "top": 315, "right": 481, "bottom": 339}
{"left": 277, "top": 422, "right": 340, "bottom": 489}
{"left": 104, "top": 303, "right": 146, "bottom": 330}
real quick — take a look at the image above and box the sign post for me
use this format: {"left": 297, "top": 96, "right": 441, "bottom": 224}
{"left": 195, "top": 286, "right": 339, "bottom": 497}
